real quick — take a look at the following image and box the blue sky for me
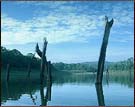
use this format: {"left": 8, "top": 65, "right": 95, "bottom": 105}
{"left": 1, "top": 1, "right": 134, "bottom": 63}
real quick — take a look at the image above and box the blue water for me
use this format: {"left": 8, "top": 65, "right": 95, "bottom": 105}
{"left": 1, "top": 73, "right": 134, "bottom": 106}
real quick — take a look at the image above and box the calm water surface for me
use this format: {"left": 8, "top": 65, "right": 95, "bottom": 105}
{"left": 1, "top": 71, "right": 134, "bottom": 106}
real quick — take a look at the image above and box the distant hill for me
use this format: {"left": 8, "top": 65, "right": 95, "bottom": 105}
{"left": 1, "top": 46, "right": 134, "bottom": 72}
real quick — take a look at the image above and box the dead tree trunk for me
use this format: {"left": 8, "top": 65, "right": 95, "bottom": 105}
{"left": 46, "top": 80, "right": 52, "bottom": 101}
{"left": 35, "top": 43, "right": 42, "bottom": 58}
{"left": 95, "top": 84, "right": 105, "bottom": 106}
{"left": 47, "top": 61, "right": 51, "bottom": 82}
{"left": 40, "top": 38, "right": 48, "bottom": 84}
{"left": 6, "top": 64, "right": 10, "bottom": 82}
{"left": 40, "top": 84, "right": 47, "bottom": 106}
{"left": 27, "top": 53, "right": 35, "bottom": 78}
{"left": 96, "top": 16, "right": 114, "bottom": 84}
{"left": 36, "top": 39, "right": 48, "bottom": 83}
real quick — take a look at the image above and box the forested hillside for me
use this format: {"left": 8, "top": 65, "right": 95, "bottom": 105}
{"left": 1, "top": 47, "right": 134, "bottom": 72}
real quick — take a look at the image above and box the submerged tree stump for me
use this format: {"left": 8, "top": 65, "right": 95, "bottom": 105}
{"left": 40, "top": 84, "right": 47, "bottom": 106}
{"left": 27, "top": 53, "right": 35, "bottom": 78}
{"left": 40, "top": 38, "right": 48, "bottom": 84}
{"left": 95, "top": 84, "right": 105, "bottom": 106}
{"left": 40, "top": 80, "right": 52, "bottom": 106}
{"left": 35, "top": 38, "right": 48, "bottom": 84}
{"left": 47, "top": 61, "right": 51, "bottom": 82}
{"left": 46, "top": 80, "right": 52, "bottom": 101}
{"left": 96, "top": 16, "right": 114, "bottom": 84}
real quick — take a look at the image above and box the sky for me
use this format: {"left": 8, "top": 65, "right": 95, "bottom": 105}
{"left": 1, "top": 1, "right": 134, "bottom": 63}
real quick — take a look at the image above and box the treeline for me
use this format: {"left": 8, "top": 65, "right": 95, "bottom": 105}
{"left": 53, "top": 57, "right": 134, "bottom": 72}
{"left": 1, "top": 47, "right": 40, "bottom": 69}
{"left": 53, "top": 62, "right": 97, "bottom": 72}
{"left": 1, "top": 47, "right": 134, "bottom": 72}
{"left": 108, "top": 58, "right": 134, "bottom": 71}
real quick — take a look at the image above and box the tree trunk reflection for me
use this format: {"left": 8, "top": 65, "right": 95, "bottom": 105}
{"left": 95, "top": 84, "right": 105, "bottom": 106}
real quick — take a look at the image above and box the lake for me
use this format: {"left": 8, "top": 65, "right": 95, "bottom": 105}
{"left": 1, "top": 70, "right": 134, "bottom": 106}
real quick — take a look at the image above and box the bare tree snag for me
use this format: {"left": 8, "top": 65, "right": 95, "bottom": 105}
{"left": 46, "top": 80, "right": 52, "bottom": 101}
{"left": 95, "top": 84, "right": 105, "bottom": 106}
{"left": 40, "top": 38, "right": 48, "bottom": 84}
{"left": 35, "top": 42, "right": 48, "bottom": 65}
{"left": 27, "top": 53, "right": 35, "bottom": 78}
{"left": 47, "top": 61, "right": 51, "bottom": 82}
{"left": 96, "top": 16, "right": 114, "bottom": 84}
{"left": 36, "top": 43, "right": 42, "bottom": 58}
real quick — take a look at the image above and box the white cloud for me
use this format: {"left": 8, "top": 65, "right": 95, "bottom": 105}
{"left": 1, "top": 1, "right": 134, "bottom": 45}
{"left": 1, "top": 14, "right": 102, "bottom": 45}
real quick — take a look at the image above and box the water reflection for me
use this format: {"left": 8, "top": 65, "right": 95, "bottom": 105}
{"left": 28, "top": 82, "right": 37, "bottom": 105}
{"left": 40, "top": 80, "right": 52, "bottom": 106}
{"left": 29, "top": 92, "right": 37, "bottom": 105}
{"left": 40, "top": 84, "right": 47, "bottom": 106}
{"left": 5, "top": 82, "right": 9, "bottom": 100}
{"left": 106, "top": 72, "right": 109, "bottom": 86}
{"left": 1, "top": 70, "right": 134, "bottom": 106}
{"left": 95, "top": 84, "right": 105, "bottom": 106}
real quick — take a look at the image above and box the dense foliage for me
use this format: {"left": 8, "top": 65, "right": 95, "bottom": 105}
{"left": 1, "top": 47, "right": 134, "bottom": 72}
{"left": 1, "top": 47, "right": 41, "bottom": 69}
{"left": 53, "top": 62, "right": 97, "bottom": 72}
{"left": 53, "top": 58, "right": 134, "bottom": 72}
{"left": 108, "top": 57, "right": 134, "bottom": 71}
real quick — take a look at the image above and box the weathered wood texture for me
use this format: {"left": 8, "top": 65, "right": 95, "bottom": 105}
{"left": 96, "top": 16, "right": 114, "bottom": 84}
{"left": 27, "top": 53, "right": 35, "bottom": 78}
{"left": 46, "top": 79, "right": 52, "bottom": 101}
{"left": 36, "top": 43, "right": 42, "bottom": 58}
{"left": 46, "top": 61, "right": 52, "bottom": 101}
{"left": 47, "top": 61, "right": 52, "bottom": 82}
{"left": 36, "top": 43, "right": 47, "bottom": 62}
{"left": 40, "top": 38, "right": 48, "bottom": 84}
